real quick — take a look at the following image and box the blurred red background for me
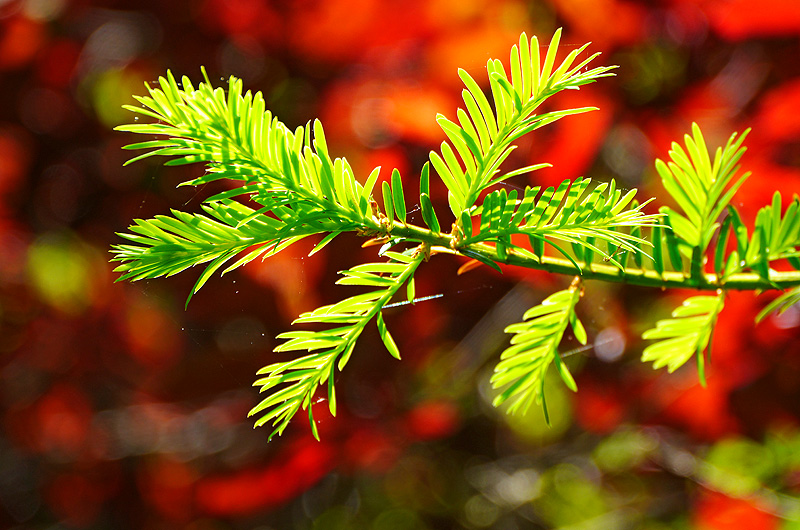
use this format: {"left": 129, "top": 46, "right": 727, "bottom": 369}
{"left": 2, "top": 0, "right": 800, "bottom": 528}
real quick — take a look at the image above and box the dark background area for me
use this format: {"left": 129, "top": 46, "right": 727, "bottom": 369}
{"left": 2, "top": 0, "right": 800, "bottom": 528}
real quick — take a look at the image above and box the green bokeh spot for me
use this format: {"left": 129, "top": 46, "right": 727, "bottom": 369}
{"left": 501, "top": 371, "right": 572, "bottom": 445}
{"left": 702, "top": 437, "right": 775, "bottom": 497}
{"left": 535, "top": 463, "right": 609, "bottom": 527}
{"left": 26, "top": 233, "right": 92, "bottom": 314}
{"left": 593, "top": 428, "right": 657, "bottom": 473}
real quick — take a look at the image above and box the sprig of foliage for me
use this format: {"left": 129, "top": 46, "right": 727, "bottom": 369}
{"left": 719, "top": 191, "right": 800, "bottom": 282}
{"left": 112, "top": 199, "right": 331, "bottom": 306}
{"left": 656, "top": 125, "right": 750, "bottom": 257}
{"left": 466, "top": 177, "right": 659, "bottom": 270}
{"left": 112, "top": 30, "right": 800, "bottom": 438}
{"left": 112, "top": 71, "right": 390, "bottom": 275}
{"left": 249, "top": 250, "right": 423, "bottom": 441}
{"left": 641, "top": 294, "right": 725, "bottom": 385}
{"left": 492, "top": 279, "right": 585, "bottom": 421}
{"left": 431, "top": 29, "right": 616, "bottom": 218}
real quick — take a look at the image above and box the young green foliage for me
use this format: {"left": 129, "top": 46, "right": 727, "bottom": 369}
{"left": 737, "top": 192, "right": 800, "bottom": 281}
{"left": 112, "top": 200, "right": 302, "bottom": 306}
{"left": 112, "top": 31, "right": 800, "bottom": 440}
{"left": 641, "top": 294, "right": 725, "bottom": 385}
{"left": 654, "top": 125, "right": 750, "bottom": 280}
{"left": 467, "top": 177, "right": 660, "bottom": 270}
{"left": 111, "top": 71, "right": 388, "bottom": 300}
{"left": 492, "top": 281, "right": 585, "bottom": 421}
{"left": 431, "top": 29, "right": 617, "bottom": 218}
{"left": 249, "top": 250, "right": 423, "bottom": 441}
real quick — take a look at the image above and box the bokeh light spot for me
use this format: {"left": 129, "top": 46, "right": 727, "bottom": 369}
{"left": 88, "top": 68, "right": 148, "bottom": 127}
{"left": 464, "top": 494, "right": 500, "bottom": 528}
{"left": 26, "top": 233, "right": 92, "bottom": 315}
{"left": 594, "top": 327, "right": 626, "bottom": 363}
{"left": 23, "top": 0, "right": 65, "bottom": 21}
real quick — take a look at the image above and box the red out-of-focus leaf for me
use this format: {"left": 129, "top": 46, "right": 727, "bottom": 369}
{"left": 675, "top": 82, "right": 745, "bottom": 129}
{"left": 36, "top": 39, "right": 80, "bottom": 87}
{"left": 751, "top": 79, "right": 800, "bottom": 144}
{"left": 121, "top": 293, "right": 184, "bottom": 369}
{"left": 654, "top": 377, "right": 740, "bottom": 441}
{"left": 197, "top": 468, "right": 281, "bottom": 516}
{"left": 46, "top": 473, "right": 106, "bottom": 527}
{"left": 0, "top": 125, "right": 32, "bottom": 200}
{"left": 751, "top": 301, "right": 800, "bottom": 353}
{"left": 705, "top": 291, "right": 770, "bottom": 387}
{"left": 547, "top": 0, "right": 647, "bottom": 49}
{"left": 0, "top": 14, "right": 46, "bottom": 70}
{"left": 357, "top": 146, "right": 410, "bottom": 186}
{"left": 699, "top": 0, "right": 800, "bottom": 40}
{"left": 574, "top": 379, "right": 627, "bottom": 434}
{"left": 290, "top": 437, "right": 338, "bottom": 488}
{"left": 692, "top": 490, "right": 779, "bottom": 530}
{"left": 343, "top": 426, "right": 402, "bottom": 473}
{"left": 137, "top": 457, "right": 197, "bottom": 522}
{"left": 35, "top": 384, "right": 93, "bottom": 460}
{"left": 288, "top": 0, "right": 433, "bottom": 63}
{"left": 196, "top": 437, "right": 335, "bottom": 516}
{"left": 738, "top": 80, "right": 800, "bottom": 214}
{"left": 321, "top": 78, "right": 458, "bottom": 149}
{"left": 4, "top": 402, "right": 39, "bottom": 453}
{"left": 387, "top": 84, "right": 459, "bottom": 145}
{"left": 197, "top": 0, "right": 283, "bottom": 46}
{"left": 0, "top": 221, "right": 29, "bottom": 280}
{"left": 664, "top": 1, "right": 711, "bottom": 43}
{"left": 425, "top": 23, "right": 528, "bottom": 89}
{"left": 423, "top": 0, "right": 511, "bottom": 32}
{"left": 405, "top": 399, "right": 461, "bottom": 440}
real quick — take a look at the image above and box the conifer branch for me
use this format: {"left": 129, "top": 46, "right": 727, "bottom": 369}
{"left": 111, "top": 30, "right": 800, "bottom": 437}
